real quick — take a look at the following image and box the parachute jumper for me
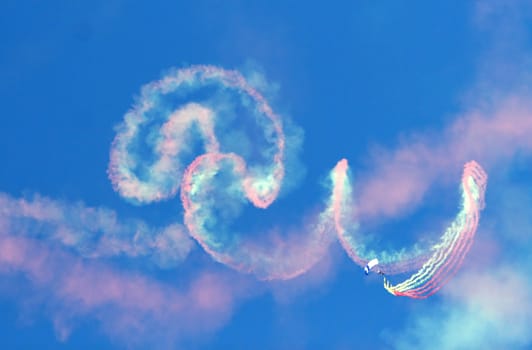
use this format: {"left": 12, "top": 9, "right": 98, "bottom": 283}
{"left": 364, "top": 258, "right": 380, "bottom": 275}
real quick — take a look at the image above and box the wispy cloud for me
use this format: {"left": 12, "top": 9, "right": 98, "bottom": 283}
{"left": 386, "top": 265, "right": 532, "bottom": 349}
{"left": 355, "top": 0, "right": 532, "bottom": 221}
{"left": 0, "top": 233, "right": 255, "bottom": 347}
{"left": 357, "top": 97, "right": 532, "bottom": 220}
{"left": 0, "top": 193, "right": 194, "bottom": 268}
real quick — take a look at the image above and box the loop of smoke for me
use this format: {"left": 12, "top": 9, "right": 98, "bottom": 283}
{"left": 108, "top": 65, "right": 339, "bottom": 280}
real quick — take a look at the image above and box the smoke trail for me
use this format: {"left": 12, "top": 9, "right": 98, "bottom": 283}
{"left": 2, "top": 64, "right": 489, "bottom": 301}
{"left": 383, "top": 161, "right": 487, "bottom": 298}
{"left": 331, "top": 160, "right": 487, "bottom": 299}
{"left": 107, "top": 64, "right": 490, "bottom": 290}
{"left": 109, "top": 65, "right": 338, "bottom": 280}
{"left": 331, "top": 159, "right": 432, "bottom": 275}
{"left": 0, "top": 193, "right": 193, "bottom": 268}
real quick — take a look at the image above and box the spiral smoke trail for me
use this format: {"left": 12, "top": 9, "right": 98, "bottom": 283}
{"left": 108, "top": 65, "right": 340, "bottom": 280}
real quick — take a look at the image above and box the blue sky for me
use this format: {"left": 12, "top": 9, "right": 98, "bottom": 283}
{"left": 1, "top": 1, "right": 532, "bottom": 349}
